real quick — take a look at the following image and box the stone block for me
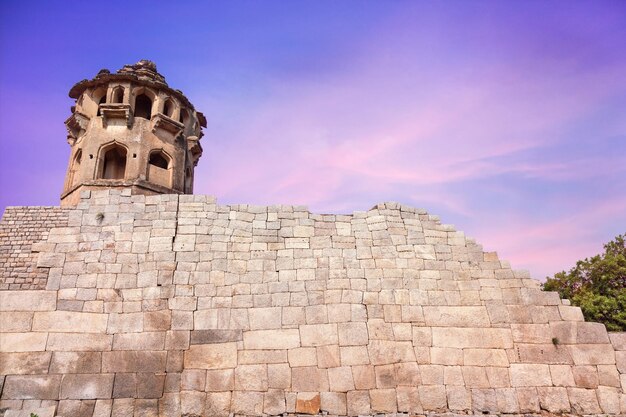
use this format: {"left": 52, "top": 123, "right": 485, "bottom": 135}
{"left": 268, "top": 363, "right": 291, "bottom": 389}
{"left": 112, "top": 332, "right": 165, "bottom": 350}
{"left": 446, "top": 385, "right": 471, "bottom": 411}
{"left": 569, "top": 344, "right": 616, "bottom": 365}
{"left": 576, "top": 321, "right": 610, "bottom": 343}
{"left": 558, "top": 305, "right": 584, "bottom": 321}
{"left": 369, "top": 388, "right": 397, "bottom": 413}
{"left": 102, "top": 351, "right": 167, "bottom": 373}
{"left": 184, "top": 342, "right": 237, "bottom": 369}
{"left": 234, "top": 364, "right": 268, "bottom": 390}
{"left": 165, "top": 330, "right": 190, "bottom": 350}
{"left": 32, "top": 311, "right": 108, "bottom": 333}
{"left": 609, "top": 332, "right": 626, "bottom": 350}
{"left": 368, "top": 340, "right": 415, "bottom": 365}
{"left": 597, "top": 386, "right": 621, "bottom": 414}
{"left": 568, "top": 387, "right": 601, "bottom": 414}
{"left": 190, "top": 329, "right": 242, "bottom": 344}
{"left": 463, "top": 348, "right": 509, "bottom": 366}
{"left": 45, "top": 333, "right": 112, "bottom": 351}
{"left": 316, "top": 345, "right": 340, "bottom": 368}
{"left": 59, "top": 374, "right": 114, "bottom": 399}
{"left": 263, "top": 389, "right": 286, "bottom": 415}
{"left": 423, "top": 306, "right": 490, "bottom": 327}
{"left": 295, "top": 391, "right": 320, "bottom": 414}
{"left": 112, "top": 373, "right": 137, "bottom": 398}
{"left": 205, "top": 369, "right": 234, "bottom": 391}
{"left": 107, "top": 312, "right": 143, "bottom": 333}
{"left": 510, "top": 323, "right": 551, "bottom": 343}
{"left": 291, "top": 366, "right": 329, "bottom": 391}
{"left": 0, "top": 352, "right": 51, "bottom": 374}
{"left": 510, "top": 364, "right": 552, "bottom": 386}
{"left": 495, "top": 387, "right": 519, "bottom": 413}
{"left": 394, "top": 362, "right": 420, "bottom": 386}
{"left": 598, "top": 364, "right": 621, "bottom": 387}
{"left": 50, "top": 352, "right": 101, "bottom": 373}
{"left": 243, "top": 329, "right": 300, "bottom": 349}
{"left": 337, "top": 322, "right": 368, "bottom": 346}
{"left": 431, "top": 327, "right": 513, "bottom": 348}
{"left": 320, "top": 391, "right": 346, "bottom": 415}
{"left": 300, "top": 323, "right": 338, "bottom": 346}
{"left": 248, "top": 307, "right": 282, "bottom": 330}
{"left": 288, "top": 347, "right": 316, "bottom": 367}
{"left": 573, "top": 365, "right": 598, "bottom": 388}
{"left": 396, "top": 385, "right": 421, "bottom": 413}
{"left": 205, "top": 392, "right": 231, "bottom": 417}
{"left": 2, "top": 375, "right": 61, "bottom": 399}
{"left": 347, "top": 390, "right": 370, "bottom": 415}
{"left": 4, "top": 406, "right": 56, "bottom": 417}
{"left": 328, "top": 366, "right": 355, "bottom": 391}
{"left": 462, "top": 366, "right": 490, "bottom": 388}
{"left": 549, "top": 364, "right": 575, "bottom": 386}
{"left": 143, "top": 310, "right": 171, "bottom": 331}
{"left": 472, "top": 388, "right": 497, "bottom": 413}
{"left": 238, "top": 349, "right": 286, "bottom": 364}
{"left": 180, "top": 390, "right": 205, "bottom": 417}
{"left": 0, "top": 291, "right": 56, "bottom": 311}
{"left": 340, "top": 345, "right": 370, "bottom": 366}
{"left": 419, "top": 385, "right": 447, "bottom": 411}
{"left": 517, "top": 387, "right": 541, "bottom": 413}
{"left": 374, "top": 364, "right": 396, "bottom": 388}
{"left": 617, "top": 350, "right": 626, "bottom": 373}
{"left": 1, "top": 332, "right": 47, "bottom": 352}
{"left": 181, "top": 369, "right": 206, "bottom": 391}
{"left": 0, "top": 312, "right": 33, "bottom": 332}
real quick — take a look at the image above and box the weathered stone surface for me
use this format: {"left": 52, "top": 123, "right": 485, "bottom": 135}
{"left": 205, "top": 369, "right": 234, "bottom": 391}
{"left": 368, "top": 340, "right": 415, "bottom": 365}
{"left": 296, "top": 391, "right": 320, "bottom": 414}
{"left": 510, "top": 364, "right": 552, "bottom": 387}
{"left": 0, "top": 291, "right": 56, "bottom": 311}
{"left": 431, "top": 327, "right": 513, "bottom": 348}
{"left": 4, "top": 406, "right": 56, "bottom": 417}
{"left": 423, "top": 306, "right": 490, "bottom": 327}
{"left": 320, "top": 391, "right": 347, "bottom": 415}
{"left": 1, "top": 332, "right": 47, "bottom": 352}
{"left": 243, "top": 329, "right": 300, "bottom": 349}
{"left": 205, "top": 391, "right": 231, "bottom": 417}
{"left": 183, "top": 342, "right": 237, "bottom": 369}
{"left": 32, "top": 311, "right": 107, "bottom": 333}
{"left": 234, "top": 364, "right": 268, "bottom": 390}
{"left": 59, "top": 374, "right": 114, "bottom": 399}
{"left": 0, "top": 352, "right": 51, "bottom": 375}
{"left": 45, "top": 333, "right": 112, "bottom": 351}
{"left": 2, "top": 375, "right": 61, "bottom": 399}
{"left": 102, "top": 351, "right": 166, "bottom": 373}
{"left": 190, "top": 329, "right": 242, "bottom": 344}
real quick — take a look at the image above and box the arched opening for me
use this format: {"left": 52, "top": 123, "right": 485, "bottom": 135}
{"left": 112, "top": 87, "right": 124, "bottom": 103}
{"left": 68, "top": 149, "right": 82, "bottom": 188}
{"left": 179, "top": 108, "right": 189, "bottom": 125}
{"left": 163, "top": 99, "right": 174, "bottom": 118}
{"left": 96, "top": 95, "right": 106, "bottom": 116}
{"left": 99, "top": 145, "right": 127, "bottom": 180}
{"left": 147, "top": 150, "right": 171, "bottom": 187}
{"left": 134, "top": 94, "right": 152, "bottom": 119}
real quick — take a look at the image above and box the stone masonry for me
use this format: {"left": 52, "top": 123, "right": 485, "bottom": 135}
{"left": 0, "top": 189, "right": 625, "bottom": 416}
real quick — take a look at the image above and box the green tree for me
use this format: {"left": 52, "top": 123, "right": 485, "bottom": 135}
{"left": 542, "top": 234, "right": 626, "bottom": 331}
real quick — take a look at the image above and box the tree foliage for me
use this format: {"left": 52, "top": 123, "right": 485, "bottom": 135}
{"left": 542, "top": 234, "right": 626, "bottom": 331}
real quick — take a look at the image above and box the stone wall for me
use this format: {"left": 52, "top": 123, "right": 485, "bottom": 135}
{"left": 0, "top": 207, "right": 69, "bottom": 290}
{"left": 0, "top": 189, "right": 624, "bottom": 417}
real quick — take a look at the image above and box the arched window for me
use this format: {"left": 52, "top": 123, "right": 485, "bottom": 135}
{"left": 149, "top": 151, "right": 169, "bottom": 169}
{"left": 99, "top": 145, "right": 127, "bottom": 180}
{"left": 96, "top": 95, "right": 106, "bottom": 116}
{"left": 134, "top": 94, "right": 152, "bottom": 119}
{"left": 163, "top": 99, "right": 174, "bottom": 118}
{"left": 179, "top": 108, "right": 189, "bottom": 125}
{"left": 68, "top": 149, "right": 82, "bottom": 187}
{"left": 147, "top": 150, "right": 171, "bottom": 187}
{"left": 112, "top": 87, "right": 124, "bottom": 103}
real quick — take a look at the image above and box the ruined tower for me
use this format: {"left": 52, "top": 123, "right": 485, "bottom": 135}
{"left": 60, "top": 60, "right": 206, "bottom": 206}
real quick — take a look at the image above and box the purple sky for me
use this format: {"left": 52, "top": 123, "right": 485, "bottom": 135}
{"left": 1, "top": 1, "right": 625, "bottom": 280}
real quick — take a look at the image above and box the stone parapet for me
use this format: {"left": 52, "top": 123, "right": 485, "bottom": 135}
{"left": 0, "top": 189, "right": 624, "bottom": 416}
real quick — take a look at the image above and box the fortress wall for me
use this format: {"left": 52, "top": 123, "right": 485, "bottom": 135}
{"left": 0, "top": 189, "right": 624, "bottom": 417}
{"left": 0, "top": 207, "right": 69, "bottom": 290}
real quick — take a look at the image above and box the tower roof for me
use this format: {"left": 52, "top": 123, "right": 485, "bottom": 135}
{"left": 68, "top": 60, "right": 205, "bottom": 127}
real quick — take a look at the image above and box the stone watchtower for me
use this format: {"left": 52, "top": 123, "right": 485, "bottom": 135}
{"left": 60, "top": 60, "right": 206, "bottom": 206}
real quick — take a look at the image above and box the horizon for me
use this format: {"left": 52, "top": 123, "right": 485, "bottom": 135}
{"left": 1, "top": 0, "right": 625, "bottom": 280}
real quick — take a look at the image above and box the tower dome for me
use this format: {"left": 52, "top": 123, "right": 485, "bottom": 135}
{"left": 60, "top": 60, "right": 206, "bottom": 206}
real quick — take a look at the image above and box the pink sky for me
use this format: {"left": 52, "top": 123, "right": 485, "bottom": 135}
{"left": 1, "top": 1, "right": 625, "bottom": 280}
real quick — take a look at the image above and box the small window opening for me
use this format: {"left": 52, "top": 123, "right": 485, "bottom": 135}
{"left": 133, "top": 153, "right": 137, "bottom": 158}
{"left": 163, "top": 99, "right": 174, "bottom": 118}
{"left": 113, "top": 87, "right": 124, "bottom": 103}
{"left": 97, "top": 95, "right": 106, "bottom": 116}
{"left": 134, "top": 94, "right": 152, "bottom": 119}
{"left": 179, "top": 108, "right": 189, "bottom": 124}
{"left": 149, "top": 151, "right": 169, "bottom": 169}
{"left": 100, "top": 146, "right": 127, "bottom": 180}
